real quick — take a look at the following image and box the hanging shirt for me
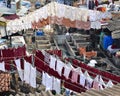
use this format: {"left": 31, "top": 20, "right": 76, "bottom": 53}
{"left": 93, "top": 75, "right": 100, "bottom": 90}
{"left": 45, "top": 73, "right": 53, "bottom": 91}
{"left": 0, "top": 61, "right": 5, "bottom": 72}
{"left": 71, "top": 67, "right": 81, "bottom": 83}
{"left": 80, "top": 73, "right": 86, "bottom": 87}
{"left": 56, "top": 60, "right": 64, "bottom": 76}
{"left": 53, "top": 77, "right": 61, "bottom": 94}
{"left": 15, "top": 59, "right": 24, "bottom": 81}
{"left": 44, "top": 51, "right": 50, "bottom": 64}
{"left": 42, "top": 72, "right": 46, "bottom": 86}
{"left": 50, "top": 55, "right": 56, "bottom": 70}
{"left": 106, "top": 80, "right": 114, "bottom": 88}
{"left": 24, "top": 60, "right": 31, "bottom": 84}
{"left": 84, "top": 71, "right": 93, "bottom": 89}
{"left": 30, "top": 66, "right": 36, "bottom": 88}
{"left": 99, "top": 75, "right": 106, "bottom": 89}
{"left": 63, "top": 65, "right": 71, "bottom": 79}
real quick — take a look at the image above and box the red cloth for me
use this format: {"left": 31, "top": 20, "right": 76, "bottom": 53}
{"left": 0, "top": 50, "right": 2, "bottom": 62}
{"left": 95, "top": 0, "right": 98, "bottom": 7}
{"left": 36, "top": 50, "right": 44, "bottom": 61}
{"left": 3, "top": 14, "right": 19, "bottom": 20}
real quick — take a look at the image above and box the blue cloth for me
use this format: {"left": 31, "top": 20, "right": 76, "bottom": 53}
{"left": 103, "top": 35, "right": 113, "bottom": 50}
{"left": 65, "top": 89, "right": 70, "bottom": 96}
{"left": 36, "top": 30, "right": 44, "bottom": 36}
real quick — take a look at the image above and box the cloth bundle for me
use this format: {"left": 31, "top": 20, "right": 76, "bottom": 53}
{"left": 0, "top": 71, "right": 10, "bottom": 92}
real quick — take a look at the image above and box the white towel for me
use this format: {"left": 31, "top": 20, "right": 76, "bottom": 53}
{"left": 42, "top": 72, "right": 46, "bottom": 86}
{"left": 53, "top": 78, "right": 61, "bottom": 94}
{"left": 106, "top": 80, "right": 114, "bottom": 88}
{"left": 24, "top": 60, "right": 31, "bottom": 84}
{"left": 63, "top": 65, "right": 71, "bottom": 79}
{"left": 30, "top": 66, "right": 36, "bottom": 88}
{"left": 50, "top": 56, "right": 56, "bottom": 70}
{"left": 80, "top": 73, "right": 86, "bottom": 87}
{"left": 46, "top": 73, "right": 53, "bottom": 91}
{"left": 0, "top": 61, "right": 5, "bottom": 72}
{"left": 15, "top": 59, "right": 24, "bottom": 81}
{"left": 56, "top": 60, "right": 64, "bottom": 76}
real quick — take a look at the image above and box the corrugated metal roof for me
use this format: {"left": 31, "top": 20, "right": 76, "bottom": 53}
{"left": 80, "top": 83, "right": 120, "bottom": 96}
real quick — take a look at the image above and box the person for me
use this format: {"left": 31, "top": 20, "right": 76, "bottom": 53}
{"left": 35, "top": 0, "right": 41, "bottom": 9}
{"left": 88, "top": 0, "right": 95, "bottom": 10}
{"left": 7, "top": 0, "right": 11, "bottom": 8}
{"left": 65, "top": 31, "right": 71, "bottom": 41}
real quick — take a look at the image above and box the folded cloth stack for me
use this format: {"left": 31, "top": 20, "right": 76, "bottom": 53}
{"left": 0, "top": 71, "right": 11, "bottom": 92}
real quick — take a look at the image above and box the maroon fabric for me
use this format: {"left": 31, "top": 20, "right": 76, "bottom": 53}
{"left": 0, "top": 50, "right": 2, "bottom": 62}
{"left": 35, "top": 50, "right": 44, "bottom": 61}
{"left": 14, "top": 46, "right": 26, "bottom": 58}
{"left": 3, "top": 14, "right": 19, "bottom": 20}
{"left": 14, "top": 47, "right": 19, "bottom": 57}
{"left": 20, "top": 59, "right": 24, "bottom": 70}
{"left": 35, "top": 57, "right": 45, "bottom": 73}
{"left": 5, "top": 61, "right": 11, "bottom": 71}
{"left": 2, "top": 48, "right": 15, "bottom": 61}
{"left": 24, "top": 56, "right": 32, "bottom": 64}
{"left": 2, "top": 49, "right": 8, "bottom": 60}
{"left": 7, "top": 49, "right": 14, "bottom": 60}
{"left": 46, "top": 50, "right": 62, "bottom": 58}
{"left": 18, "top": 46, "right": 26, "bottom": 57}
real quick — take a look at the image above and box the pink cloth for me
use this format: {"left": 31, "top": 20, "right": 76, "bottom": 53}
{"left": 71, "top": 67, "right": 81, "bottom": 83}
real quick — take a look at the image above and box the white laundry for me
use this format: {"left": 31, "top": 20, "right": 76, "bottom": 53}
{"left": 15, "top": 59, "right": 24, "bottom": 81}
{"left": 56, "top": 60, "right": 64, "bottom": 76}
{"left": 81, "top": 9, "right": 88, "bottom": 22}
{"left": 30, "top": 66, "right": 36, "bottom": 88}
{"left": 45, "top": 73, "right": 53, "bottom": 91}
{"left": 50, "top": 55, "right": 56, "bottom": 70}
{"left": 63, "top": 65, "right": 71, "bottom": 79}
{"left": 84, "top": 71, "right": 90, "bottom": 78}
{"left": 80, "top": 73, "right": 86, "bottom": 87}
{"left": 53, "top": 78, "right": 61, "bottom": 94}
{"left": 0, "top": 61, "right": 5, "bottom": 72}
{"left": 0, "top": 26, "right": 6, "bottom": 37}
{"left": 99, "top": 76, "right": 106, "bottom": 88}
{"left": 84, "top": 71, "right": 93, "bottom": 89}
{"left": 66, "top": 62, "right": 73, "bottom": 69}
{"left": 56, "top": 3, "right": 65, "bottom": 18}
{"left": 91, "top": 21, "right": 101, "bottom": 29}
{"left": 94, "top": 75, "right": 99, "bottom": 82}
{"left": 93, "top": 75, "right": 100, "bottom": 90}
{"left": 64, "top": 6, "right": 72, "bottom": 19}
{"left": 44, "top": 51, "right": 50, "bottom": 64}
{"left": 24, "top": 60, "right": 31, "bottom": 84}
{"left": 75, "top": 9, "right": 82, "bottom": 21}
{"left": 106, "top": 80, "right": 114, "bottom": 88}
{"left": 42, "top": 72, "right": 46, "bottom": 86}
